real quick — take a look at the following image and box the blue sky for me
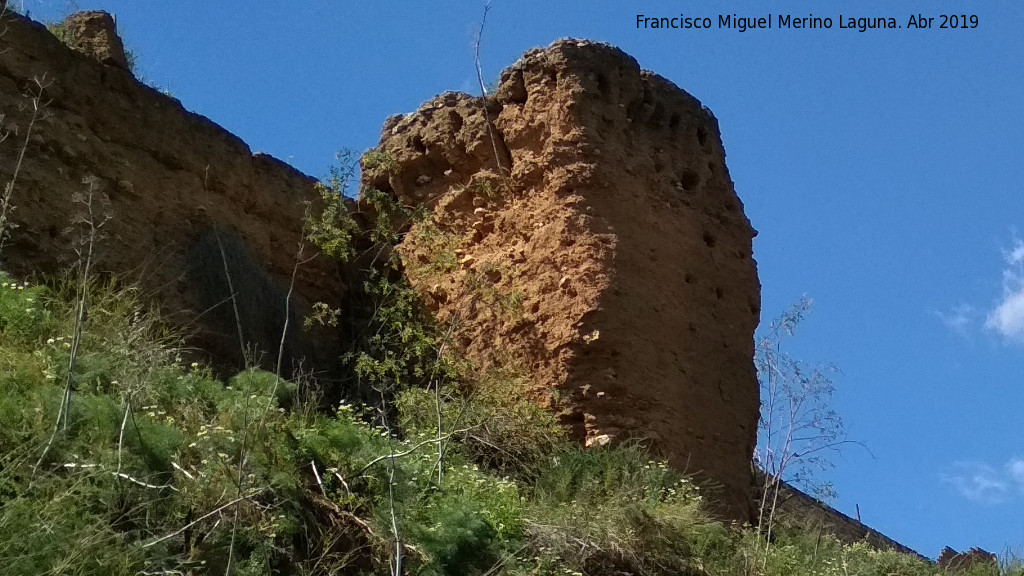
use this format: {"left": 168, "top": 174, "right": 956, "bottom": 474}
{"left": 19, "top": 0, "right": 1023, "bottom": 559}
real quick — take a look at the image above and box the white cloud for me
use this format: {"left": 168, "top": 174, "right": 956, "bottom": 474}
{"left": 985, "top": 292, "right": 1024, "bottom": 340}
{"left": 1009, "top": 243, "right": 1024, "bottom": 267}
{"left": 985, "top": 239, "right": 1024, "bottom": 342}
{"left": 943, "top": 458, "right": 1024, "bottom": 503}
{"left": 942, "top": 461, "right": 1009, "bottom": 504}
{"left": 936, "top": 304, "right": 975, "bottom": 334}
{"left": 1008, "top": 458, "right": 1024, "bottom": 490}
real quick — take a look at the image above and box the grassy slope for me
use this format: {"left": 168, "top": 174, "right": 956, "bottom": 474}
{"left": 0, "top": 273, "right": 1019, "bottom": 576}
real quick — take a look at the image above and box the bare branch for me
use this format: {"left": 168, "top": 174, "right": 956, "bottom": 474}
{"left": 356, "top": 427, "right": 474, "bottom": 478}
{"left": 141, "top": 489, "right": 265, "bottom": 549}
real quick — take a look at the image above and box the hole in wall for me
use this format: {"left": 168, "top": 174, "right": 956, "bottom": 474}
{"left": 642, "top": 85, "right": 654, "bottom": 105}
{"left": 702, "top": 232, "right": 716, "bottom": 248}
{"left": 504, "top": 69, "right": 528, "bottom": 104}
{"left": 679, "top": 170, "right": 700, "bottom": 191}
{"left": 449, "top": 111, "right": 464, "bottom": 133}
{"left": 411, "top": 135, "right": 427, "bottom": 154}
{"left": 650, "top": 102, "right": 666, "bottom": 127}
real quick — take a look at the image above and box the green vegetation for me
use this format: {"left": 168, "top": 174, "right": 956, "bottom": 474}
{"left": 467, "top": 174, "right": 500, "bottom": 200}
{"left": 1, "top": 267, "right": 1017, "bottom": 576}
{"left": 45, "top": 21, "right": 76, "bottom": 46}
{"left": 0, "top": 271, "right": 712, "bottom": 575}
{"left": 0, "top": 160, "right": 1019, "bottom": 575}
{"left": 464, "top": 262, "right": 525, "bottom": 321}
{"left": 407, "top": 221, "right": 460, "bottom": 277}
{"left": 362, "top": 149, "right": 401, "bottom": 176}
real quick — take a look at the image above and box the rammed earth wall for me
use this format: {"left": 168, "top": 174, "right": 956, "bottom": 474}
{"left": 364, "top": 40, "right": 762, "bottom": 521}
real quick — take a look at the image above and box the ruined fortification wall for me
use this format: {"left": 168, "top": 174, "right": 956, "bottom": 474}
{"left": 0, "top": 11, "right": 343, "bottom": 373}
{"left": 0, "top": 10, "right": 937, "bottom": 549}
{"left": 364, "top": 40, "right": 761, "bottom": 521}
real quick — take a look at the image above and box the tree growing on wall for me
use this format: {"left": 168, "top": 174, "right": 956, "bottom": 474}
{"left": 754, "top": 296, "right": 858, "bottom": 550}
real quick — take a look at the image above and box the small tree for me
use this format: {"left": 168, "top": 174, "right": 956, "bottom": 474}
{"left": 754, "top": 297, "right": 856, "bottom": 554}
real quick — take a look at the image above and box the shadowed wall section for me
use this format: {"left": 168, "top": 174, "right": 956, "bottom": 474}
{"left": 0, "top": 11, "right": 344, "bottom": 378}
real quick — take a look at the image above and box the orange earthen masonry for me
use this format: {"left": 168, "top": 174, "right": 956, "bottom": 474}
{"left": 364, "top": 40, "right": 761, "bottom": 522}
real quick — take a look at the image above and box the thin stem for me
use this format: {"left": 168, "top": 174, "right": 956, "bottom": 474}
{"left": 356, "top": 428, "right": 471, "bottom": 477}
{"left": 0, "top": 75, "right": 52, "bottom": 253}
{"left": 116, "top": 397, "right": 130, "bottom": 479}
{"left": 473, "top": 0, "right": 509, "bottom": 182}
{"left": 33, "top": 177, "right": 106, "bottom": 478}
{"left": 378, "top": 398, "right": 402, "bottom": 576}
{"left": 141, "top": 489, "right": 265, "bottom": 549}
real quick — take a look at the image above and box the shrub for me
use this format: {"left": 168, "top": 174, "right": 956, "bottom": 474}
{"left": 361, "top": 148, "right": 400, "bottom": 175}
{"left": 526, "top": 442, "right": 708, "bottom": 575}
{"left": 396, "top": 364, "right": 565, "bottom": 481}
